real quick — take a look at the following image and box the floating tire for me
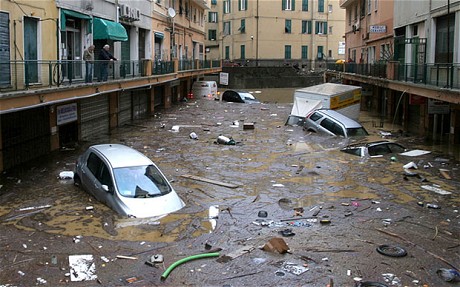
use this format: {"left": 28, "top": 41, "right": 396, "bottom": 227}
{"left": 376, "top": 244, "right": 407, "bottom": 257}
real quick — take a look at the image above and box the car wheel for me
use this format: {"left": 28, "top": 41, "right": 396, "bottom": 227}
{"left": 376, "top": 244, "right": 407, "bottom": 257}
{"left": 73, "top": 174, "right": 81, "bottom": 187}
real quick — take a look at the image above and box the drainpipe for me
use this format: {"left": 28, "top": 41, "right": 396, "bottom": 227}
{"left": 255, "top": 0, "right": 259, "bottom": 66}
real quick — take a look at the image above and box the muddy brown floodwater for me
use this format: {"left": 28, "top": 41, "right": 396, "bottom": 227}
{"left": 0, "top": 88, "right": 459, "bottom": 287}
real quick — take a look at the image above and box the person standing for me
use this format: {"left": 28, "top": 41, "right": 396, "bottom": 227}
{"left": 98, "top": 44, "right": 117, "bottom": 82}
{"left": 83, "top": 45, "right": 95, "bottom": 83}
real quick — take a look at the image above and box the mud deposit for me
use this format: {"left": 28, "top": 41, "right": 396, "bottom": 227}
{"left": 0, "top": 92, "right": 459, "bottom": 286}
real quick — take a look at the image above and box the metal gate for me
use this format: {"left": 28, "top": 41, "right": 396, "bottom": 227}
{"left": 1, "top": 108, "right": 50, "bottom": 170}
{"left": 133, "top": 90, "right": 149, "bottom": 120}
{"left": 118, "top": 91, "right": 132, "bottom": 125}
{"left": 80, "top": 95, "right": 109, "bottom": 140}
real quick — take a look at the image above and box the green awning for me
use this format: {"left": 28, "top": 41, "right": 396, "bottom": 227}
{"left": 154, "top": 32, "right": 164, "bottom": 39}
{"left": 60, "top": 9, "right": 92, "bottom": 32}
{"left": 93, "top": 17, "right": 128, "bottom": 41}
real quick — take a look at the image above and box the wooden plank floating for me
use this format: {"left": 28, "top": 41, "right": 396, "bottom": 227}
{"left": 181, "top": 174, "right": 240, "bottom": 188}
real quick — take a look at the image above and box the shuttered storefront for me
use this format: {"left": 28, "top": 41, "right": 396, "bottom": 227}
{"left": 80, "top": 95, "right": 109, "bottom": 140}
{"left": 118, "top": 91, "right": 132, "bottom": 125}
{"left": 133, "top": 90, "right": 149, "bottom": 120}
{"left": 154, "top": 86, "right": 164, "bottom": 107}
{"left": 1, "top": 108, "right": 50, "bottom": 170}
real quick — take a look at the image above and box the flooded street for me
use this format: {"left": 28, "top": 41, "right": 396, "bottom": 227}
{"left": 0, "top": 88, "right": 459, "bottom": 287}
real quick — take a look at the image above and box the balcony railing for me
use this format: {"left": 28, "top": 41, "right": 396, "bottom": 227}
{"left": 0, "top": 59, "right": 221, "bottom": 92}
{"left": 326, "top": 61, "right": 459, "bottom": 89}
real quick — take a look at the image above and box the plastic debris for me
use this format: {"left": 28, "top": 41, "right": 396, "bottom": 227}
{"left": 216, "top": 135, "right": 236, "bottom": 145}
{"left": 59, "top": 171, "right": 74, "bottom": 179}
{"left": 403, "top": 162, "right": 418, "bottom": 169}
{"left": 69, "top": 255, "right": 97, "bottom": 282}
{"left": 171, "top": 125, "right": 180, "bottom": 132}
{"left": 279, "top": 261, "right": 309, "bottom": 276}
{"left": 421, "top": 185, "right": 452, "bottom": 195}
{"left": 189, "top": 132, "right": 198, "bottom": 140}
{"left": 437, "top": 268, "right": 460, "bottom": 282}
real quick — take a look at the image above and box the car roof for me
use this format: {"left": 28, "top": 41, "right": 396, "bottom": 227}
{"left": 314, "top": 109, "right": 363, "bottom": 128}
{"left": 90, "top": 144, "right": 153, "bottom": 168}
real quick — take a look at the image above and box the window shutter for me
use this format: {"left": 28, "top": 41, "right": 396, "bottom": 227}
{"left": 282, "top": 0, "right": 286, "bottom": 10}
{"left": 302, "top": 0, "right": 308, "bottom": 11}
{"left": 292, "top": 0, "right": 295, "bottom": 10}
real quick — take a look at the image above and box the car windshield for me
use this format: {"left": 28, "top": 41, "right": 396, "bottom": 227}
{"left": 346, "top": 127, "right": 369, "bottom": 137}
{"left": 113, "top": 165, "right": 172, "bottom": 198}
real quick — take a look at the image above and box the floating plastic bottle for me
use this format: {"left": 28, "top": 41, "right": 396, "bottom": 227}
{"left": 437, "top": 268, "right": 460, "bottom": 282}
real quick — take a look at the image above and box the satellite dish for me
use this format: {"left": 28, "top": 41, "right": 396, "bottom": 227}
{"left": 168, "top": 8, "right": 176, "bottom": 18}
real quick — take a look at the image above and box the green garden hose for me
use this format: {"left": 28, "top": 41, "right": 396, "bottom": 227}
{"left": 160, "top": 252, "right": 220, "bottom": 281}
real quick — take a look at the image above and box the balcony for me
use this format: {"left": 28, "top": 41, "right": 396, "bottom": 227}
{"left": 0, "top": 59, "right": 221, "bottom": 93}
{"left": 339, "top": 0, "right": 358, "bottom": 8}
{"left": 326, "top": 61, "right": 459, "bottom": 90}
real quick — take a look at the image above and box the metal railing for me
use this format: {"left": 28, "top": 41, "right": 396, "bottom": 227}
{"left": 326, "top": 61, "right": 459, "bottom": 89}
{"left": 0, "top": 59, "right": 221, "bottom": 92}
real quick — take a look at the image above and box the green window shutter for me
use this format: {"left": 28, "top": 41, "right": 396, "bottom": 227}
{"left": 208, "top": 12, "right": 211, "bottom": 22}
{"left": 302, "top": 21, "right": 306, "bottom": 33}
{"left": 238, "top": 0, "right": 241, "bottom": 11}
{"left": 308, "top": 21, "right": 312, "bottom": 34}
{"left": 318, "top": 0, "right": 324, "bottom": 12}
{"left": 211, "top": 0, "right": 217, "bottom": 4}
{"left": 292, "top": 0, "right": 295, "bottom": 10}
{"left": 285, "top": 45, "right": 291, "bottom": 59}
{"left": 285, "top": 20, "right": 291, "bottom": 33}
{"left": 241, "top": 45, "right": 245, "bottom": 59}
{"left": 324, "top": 22, "right": 328, "bottom": 34}
{"left": 315, "top": 21, "right": 319, "bottom": 34}
{"left": 282, "top": 0, "right": 286, "bottom": 10}
{"left": 302, "top": 45, "right": 308, "bottom": 59}
{"left": 302, "top": 0, "right": 308, "bottom": 11}
{"left": 245, "top": 0, "right": 248, "bottom": 10}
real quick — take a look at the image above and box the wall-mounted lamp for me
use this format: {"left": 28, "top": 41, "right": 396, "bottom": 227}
{"left": 250, "top": 35, "right": 254, "bottom": 40}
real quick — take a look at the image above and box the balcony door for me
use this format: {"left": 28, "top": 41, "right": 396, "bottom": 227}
{"left": 24, "top": 17, "right": 38, "bottom": 84}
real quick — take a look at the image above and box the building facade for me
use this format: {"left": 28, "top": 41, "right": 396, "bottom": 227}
{"left": 333, "top": 0, "right": 459, "bottom": 148}
{"left": 205, "top": 0, "right": 346, "bottom": 67}
{"left": 0, "top": 0, "right": 219, "bottom": 172}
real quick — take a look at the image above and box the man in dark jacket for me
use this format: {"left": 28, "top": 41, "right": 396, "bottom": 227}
{"left": 98, "top": 44, "right": 117, "bottom": 82}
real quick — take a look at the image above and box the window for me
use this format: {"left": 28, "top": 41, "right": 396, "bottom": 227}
{"left": 301, "top": 45, "right": 308, "bottom": 59}
{"left": 284, "top": 45, "right": 291, "bottom": 59}
{"left": 435, "top": 14, "right": 454, "bottom": 63}
{"left": 285, "top": 19, "right": 291, "bottom": 33}
{"left": 225, "top": 46, "right": 230, "bottom": 60}
{"left": 315, "top": 21, "right": 327, "bottom": 34}
{"left": 208, "top": 12, "right": 218, "bottom": 23}
{"left": 223, "top": 21, "right": 231, "bottom": 35}
{"left": 329, "top": 25, "right": 333, "bottom": 34}
{"left": 367, "top": 0, "right": 372, "bottom": 14}
{"left": 239, "top": 19, "right": 245, "bottom": 33}
{"left": 224, "top": 0, "right": 231, "bottom": 13}
{"left": 240, "top": 45, "right": 245, "bottom": 59}
{"left": 317, "top": 45, "right": 324, "bottom": 59}
{"left": 318, "top": 0, "right": 324, "bottom": 12}
{"left": 211, "top": 0, "right": 217, "bottom": 5}
{"left": 301, "top": 0, "right": 308, "bottom": 11}
{"left": 374, "top": 0, "right": 378, "bottom": 11}
{"left": 208, "top": 29, "right": 217, "bottom": 41}
{"left": 302, "top": 20, "right": 312, "bottom": 34}
{"left": 239, "top": 0, "right": 247, "bottom": 11}
{"left": 328, "top": 4, "right": 332, "bottom": 13}
{"left": 282, "top": 0, "right": 295, "bottom": 11}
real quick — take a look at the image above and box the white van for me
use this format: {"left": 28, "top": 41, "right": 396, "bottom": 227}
{"left": 191, "top": 81, "right": 219, "bottom": 99}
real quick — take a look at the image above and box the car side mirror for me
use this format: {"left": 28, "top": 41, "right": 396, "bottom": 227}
{"left": 102, "top": 184, "right": 113, "bottom": 194}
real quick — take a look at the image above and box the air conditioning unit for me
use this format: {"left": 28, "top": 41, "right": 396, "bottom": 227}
{"left": 120, "top": 4, "right": 130, "bottom": 18}
{"left": 352, "top": 19, "right": 360, "bottom": 33}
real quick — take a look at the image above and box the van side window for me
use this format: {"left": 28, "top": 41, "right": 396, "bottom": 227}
{"left": 87, "top": 153, "right": 113, "bottom": 188}
{"left": 99, "top": 164, "right": 113, "bottom": 188}
{"left": 320, "top": 118, "right": 335, "bottom": 132}
{"left": 332, "top": 123, "right": 345, "bottom": 136}
{"left": 309, "top": 112, "right": 322, "bottom": 121}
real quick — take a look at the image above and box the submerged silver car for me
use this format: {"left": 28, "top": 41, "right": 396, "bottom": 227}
{"left": 74, "top": 144, "right": 185, "bottom": 218}
{"left": 304, "top": 109, "right": 368, "bottom": 138}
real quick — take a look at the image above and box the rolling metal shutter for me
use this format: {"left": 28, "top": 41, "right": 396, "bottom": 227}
{"left": 118, "top": 91, "right": 132, "bottom": 125}
{"left": 133, "top": 90, "right": 149, "bottom": 119}
{"left": 80, "top": 95, "right": 109, "bottom": 140}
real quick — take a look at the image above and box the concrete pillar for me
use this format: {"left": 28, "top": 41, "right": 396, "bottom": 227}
{"left": 49, "top": 105, "right": 59, "bottom": 151}
{"left": 450, "top": 105, "right": 460, "bottom": 144}
{"left": 150, "top": 87, "right": 155, "bottom": 114}
{"left": 164, "top": 86, "right": 172, "bottom": 108}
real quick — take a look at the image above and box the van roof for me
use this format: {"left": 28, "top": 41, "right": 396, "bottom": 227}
{"left": 91, "top": 144, "right": 153, "bottom": 168}
{"left": 296, "top": 83, "right": 360, "bottom": 97}
{"left": 315, "top": 109, "right": 363, "bottom": 128}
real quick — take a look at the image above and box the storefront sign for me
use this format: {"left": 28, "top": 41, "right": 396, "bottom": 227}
{"left": 370, "top": 25, "right": 387, "bottom": 33}
{"left": 57, "top": 103, "right": 78, "bottom": 125}
{"left": 428, "top": 99, "right": 450, "bottom": 114}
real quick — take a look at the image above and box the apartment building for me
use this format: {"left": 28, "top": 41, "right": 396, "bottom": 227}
{"left": 333, "top": 0, "right": 459, "bottom": 145}
{"left": 205, "top": 0, "right": 346, "bottom": 67}
{"left": 0, "top": 0, "right": 219, "bottom": 172}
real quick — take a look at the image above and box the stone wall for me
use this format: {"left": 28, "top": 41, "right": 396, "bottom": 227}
{"left": 204, "top": 67, "right": 324, "bottom": 89}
